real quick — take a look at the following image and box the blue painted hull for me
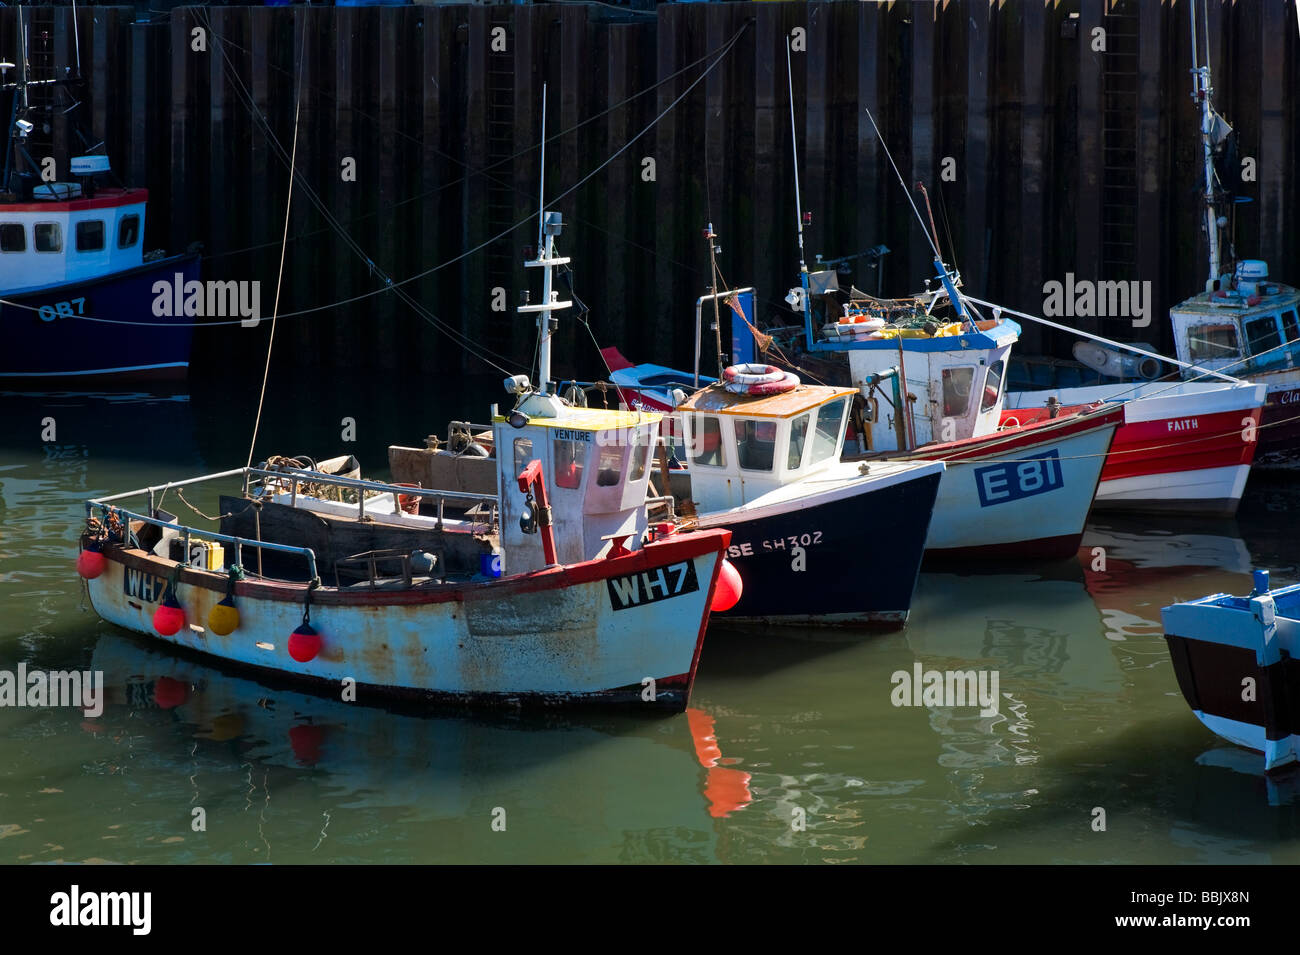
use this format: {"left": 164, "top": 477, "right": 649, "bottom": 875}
{"left": 0, "top": 253, "right": 199, "bottom": 384}
{"left": 715, "top": 468, "right": 942, "bottom": 628}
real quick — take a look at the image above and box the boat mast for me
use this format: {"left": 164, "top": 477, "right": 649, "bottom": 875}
{"left": 1190, "top": 0, "right": 1222, "bottom": 291}
{"left": 705, "top": 223, "right": 725, "bottom": 378}
{"left": 785, "top": 40, "right": 808, "bottom": 294}
{"left": 519, "top": 84, "right": 571, "bottom": 401}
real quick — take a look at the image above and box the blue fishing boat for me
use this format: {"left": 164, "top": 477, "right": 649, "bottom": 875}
{"left": 0, "top": 9, "right": 198, "bottom": 385}
{"left": 1162, "top": 571, "right": 1300, "bottom": 772}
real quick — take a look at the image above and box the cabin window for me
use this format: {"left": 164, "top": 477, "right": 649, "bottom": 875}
{"left": 1282, "top": 309, "right": 1299, "bottom": 343}
{"left": 733, "top": 418, "right": 777, "bottom": 472}
{"left": 553, "top": 438, "right": 585, "bottom": 490}
{"left": 941, "top": 367, "right": 975, "bottom": 417}
{"left": 595, "top": 445, "right": 624, "bottom": 486}
{"left": 75, "top": 219, "right": 105, "bottom": 253}
{"left": 981, "top": 359, "right": 1005, "bottom": 413}
{"left": 809, "top": 398, "right": 847, "bottom": 466}
{"left": 787, "top": 414, "right": 810, "bottom": 470}
{"left": 1188, "top": 323, "right": 1240, "bottom": 360}
{"left": 1245, "top": 315, "right": 1282, "bottom": 363}
{"left": 0, "top": 224, "right": 24, "bottom": 252}
{"left": 689, "top": 415, "right": 725, "bottom": 468}
{"left": 34, "top": 222, "right": 61, "bottom": 253}
{"left": 628, "top": 432, "right": 650, "bottom": 482}
{"left": 118, "top": 214, "right": 140, "bottom": 249}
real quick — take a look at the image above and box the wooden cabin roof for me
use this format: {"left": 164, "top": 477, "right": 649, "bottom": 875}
{"left": 676, "top": 382, "right": 857, "bottom": 419}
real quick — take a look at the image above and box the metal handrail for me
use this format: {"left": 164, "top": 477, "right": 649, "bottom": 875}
{"left": 87, "top": 465, "right": 499, "bottom": 509}
{"left": 246, "top": 466, "right": 499, "bottom": 504}
{"left": 87, "top": 503, "right": 319, "bottom": 581}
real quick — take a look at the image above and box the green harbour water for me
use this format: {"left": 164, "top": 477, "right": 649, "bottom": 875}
{"left": 2, "top": 386, "right": 1299, "bottom": 865}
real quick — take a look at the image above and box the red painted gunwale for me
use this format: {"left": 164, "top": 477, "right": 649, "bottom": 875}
{"left": 896, "top": 404, "right": 1124, "bottom": 463}
{"left": 0, "top": 187, "right": 148, "bottom": 214}
{"left": 89, "top": 527, "right": 732, "bottom": 608}
{"left": 1005, "top": 403, "right": 1260, "bottom": 480}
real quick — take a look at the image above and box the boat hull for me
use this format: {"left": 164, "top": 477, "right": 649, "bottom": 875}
{"left": 1007, "top": 381, "right": 1265, "bottom": 516}
{"left": 893, "top": 408, "right": 1120, "bottom": 560}
{"left": 1163, "top": 581, "right": 1300, "bottom": 773}
{"left": 1253, "top": 372, "right": 1300, "bottom": 465}
{"left": 696, "top": 464, "right": 943, "bottom": 628}
{"left": 84, "top": 531, "right": 729, "bottom": 711}
{"left": 0, "top": 253, "right": 199, "bottom": 384}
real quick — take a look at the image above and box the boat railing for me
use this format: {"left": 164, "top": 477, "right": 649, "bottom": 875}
{"left": 84, "top": 500, "right": 321, "bottom": 582}
{"left": 86, "top": 466, "right": 505, "bottom": 579}
{"left": 244, "top": 465, "right": 498, "bottom": 528}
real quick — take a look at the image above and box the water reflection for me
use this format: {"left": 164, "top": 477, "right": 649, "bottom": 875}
{"left": 63, "top": 631, "right": 736, "bottom": 863}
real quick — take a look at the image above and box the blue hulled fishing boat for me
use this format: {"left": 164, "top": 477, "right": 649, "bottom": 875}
{"left": 0, "top": 8, "right": 198, "bottom": 385}
{"left": 1162, "top": 571, "right": 1300, "bottom": 772}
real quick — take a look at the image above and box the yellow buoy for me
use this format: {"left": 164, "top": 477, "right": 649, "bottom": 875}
{"left": 208, "top": 596, "right": 240, "bottom": 636}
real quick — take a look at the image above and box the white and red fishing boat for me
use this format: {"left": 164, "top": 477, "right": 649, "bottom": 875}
{"left": 0, "top": 8, "right": 198, "bottom": 385}
{"left": 76, "top": 204, "right": 735, "bottom": 711}
{"left": 1004, "top": 377, "right": 1264, "bottom": 517}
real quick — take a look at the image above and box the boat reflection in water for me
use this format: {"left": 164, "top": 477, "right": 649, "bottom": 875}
{"left": 85, "top": 632, "right": 749, "bottom": 863}
{"left": 1079, "top": 518, "right": 1255, "bottom": 642}
{"left": 905, "top": 571, "right": 1118, "bottom": 776}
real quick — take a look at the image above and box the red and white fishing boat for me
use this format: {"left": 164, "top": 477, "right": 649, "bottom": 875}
{"left": 1004, "top": 377, "right": 1265, "bottom": 517}
{"left": 77, "top": 203, "right": 735, "bottom": 711}
{"left": 1002, "top": 6, "right": 1279, "bottom": 500}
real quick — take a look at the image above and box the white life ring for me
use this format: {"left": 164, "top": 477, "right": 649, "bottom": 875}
{"left": 724, "top": 371, "right": 800, "bottom": 396}
{"left": 723, "top": 363, "right": 784, "bottom": 386}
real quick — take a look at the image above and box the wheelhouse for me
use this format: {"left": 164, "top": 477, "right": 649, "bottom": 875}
{"left": 1171, "top": 276, "right": 1300, "bottom": 379}
{"left": 495, "top": 403, "right": 662, "bottom": 575}
{"left": 0, "top": 187, "right": 148, "bottom": 295}
{"left": 675, "top": 382, "right": 857, "bottom": 511}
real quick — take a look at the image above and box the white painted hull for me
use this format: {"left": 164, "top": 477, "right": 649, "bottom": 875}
{"left": 85, "top": 539, "right": 725, "bottom": 709}
{"left": 918, "top": 423, "right": 1114, "bottom": 557}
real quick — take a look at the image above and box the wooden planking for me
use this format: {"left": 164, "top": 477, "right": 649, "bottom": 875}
{"left": 964, "top": 0, "right": 993, "bottom": 295}
{"left": 0, "top": 2, "right": 1291, "bottom": 379}
{"left": 1135, "top": 0, "right": 1163, "bottom": 313}
{"left": 1076, "top": 0, "right": 1103, "bottom": 298}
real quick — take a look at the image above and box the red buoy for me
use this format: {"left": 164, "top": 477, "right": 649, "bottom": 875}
{"left": 288, "top": 623, "right": 322, "bottom": 663}
{"left": 288, "top": 723, "right": 327, "bottom": 765}
{"left": 711, "top": 559, "right": 743, "bottom": 613}
{"left": 153, "top": 598, "right": 186, "bottom": 637}
{"left": 77, "top": 549, "right": 106, "bottom": 579}
{"left": 153, "top": 676, "right": 189, "bottom": 710}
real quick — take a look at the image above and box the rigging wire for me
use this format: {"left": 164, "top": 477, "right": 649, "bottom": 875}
{"left": 26, "top": 17, "right": 753, "bottom": 341}
{"left": 245, "top": 24, "right": 306, "bottom": 469}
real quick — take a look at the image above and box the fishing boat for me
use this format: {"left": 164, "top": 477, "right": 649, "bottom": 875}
{"left": 1162, "top": 570, "right": 1300, "bottom": 772}
{"left": 668, "top": 377, "right": 943, "bottom": 627}
{"left": 77, "top": 200, "right": 735, "bottom": 711}
{"left": 392, "top": 373, "right": 946, "bottom": 627}
{"left": 1007, "top": 2, "right": 1288, "bottom": 484}
{"left": 616, "top": 272, "right": 1122, "bottom": 560}
{"left": 0, "top": 8, "right": 199, "bottom": 385}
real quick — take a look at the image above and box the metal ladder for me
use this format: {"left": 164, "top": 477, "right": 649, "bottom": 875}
{"left": 1099, "top": 0, "right": 1140, "bottom": 288}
